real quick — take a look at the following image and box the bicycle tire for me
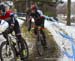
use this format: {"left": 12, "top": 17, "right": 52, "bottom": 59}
{"left": 0, "top": 41, "right": 17, "bottom": 61}
{"left": 18, "top": 39, "right": 29, "bottom": 61}
{"left": 23, "top": 40, "right": 29, "bottom": 59}
{"left": 36, "top": 31, "right": 45, "bottom": 56}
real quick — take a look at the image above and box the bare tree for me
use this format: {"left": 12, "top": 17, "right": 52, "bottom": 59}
{"left": 67, "top": 0, "right": 71, "bottom": 25}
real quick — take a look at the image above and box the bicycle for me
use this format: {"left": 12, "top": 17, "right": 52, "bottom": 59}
{"left": 30, "top": 17, "right": 47, "bottom": 56}
{"left": 0, "top": 20, "right": 29, "bottom": 61}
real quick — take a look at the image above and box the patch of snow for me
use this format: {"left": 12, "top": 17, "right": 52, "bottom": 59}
{"left": 44, "top": 20, "right": 75, "bottom": 61}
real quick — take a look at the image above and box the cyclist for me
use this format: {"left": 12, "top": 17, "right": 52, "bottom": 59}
{"left": 0, "top": 4, "right": 25, "bottom": 59}
{"left": 28, "top": 4, "right": 47, "bottom": 48}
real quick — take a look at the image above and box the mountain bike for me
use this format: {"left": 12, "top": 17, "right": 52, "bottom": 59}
{"left": 0, "top": 20, "right": 29, "bottom": 61}
{"left": 36, "top": 26, "right": 47, "bottom": 56}
{"left": 31, "top": 17, "right": 47, "bottom": 56}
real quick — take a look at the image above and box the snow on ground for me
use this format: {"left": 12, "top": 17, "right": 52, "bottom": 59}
{"left": 44, "top": 20, "right": 75, "bottom": 61}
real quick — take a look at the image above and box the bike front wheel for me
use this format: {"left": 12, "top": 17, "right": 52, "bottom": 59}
{"left": 18, "top": 39, "right": 29, "bottom": 61}
{"left": 0, "top": 41, "right": 16, "bottom": 61}
{"left": 36, "top": 32, "right": 45, "bottom": 56}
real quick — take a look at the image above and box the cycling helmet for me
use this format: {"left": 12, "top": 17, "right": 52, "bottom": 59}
{"left": 31, "top": 4, "right": 37, "bottom": 10}
{"left": 5, "top": 1, "right": 14, "bottom": 9}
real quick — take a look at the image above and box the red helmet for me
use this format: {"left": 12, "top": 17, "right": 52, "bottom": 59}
{"left": 31, "top": 5, "right": 37, "bottom": 10}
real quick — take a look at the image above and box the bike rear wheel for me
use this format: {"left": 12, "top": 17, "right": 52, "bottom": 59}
{"left": 0, "top": 41, "right": 16, "bottom": 61}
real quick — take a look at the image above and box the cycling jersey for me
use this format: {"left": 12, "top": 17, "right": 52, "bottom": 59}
{"left": 29, "top": 11, "right": 40, "bottom": 20}
{"left": 0, "top": 10, "right": 13, "bottom": 20}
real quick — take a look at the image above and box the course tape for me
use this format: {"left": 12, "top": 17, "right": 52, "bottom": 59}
{"left": 58, "top": 31, "right": 75, "bottom": 61}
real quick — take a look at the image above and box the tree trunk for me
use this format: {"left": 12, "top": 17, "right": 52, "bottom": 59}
{"left": 67, "top": 0, "right": 71, "bottom": 25}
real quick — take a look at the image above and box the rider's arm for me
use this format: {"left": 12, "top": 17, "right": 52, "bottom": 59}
{"left": 10, "top": 13, "right": 15, "bottom": 23}
{"left": 10, "top": 13, "right": 16, "bottom": 26}
{"left": 27, "top": 15, "right": 32, "bottom": 31}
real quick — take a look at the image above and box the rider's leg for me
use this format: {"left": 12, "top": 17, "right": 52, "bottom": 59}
{"left": 34, "top": 27, "right": 37, "bottom": 35}
{"left": 13, "top": 19, "right": 25, "bottom": 59}
{"left": 28, "top": 19, "right": 31, "bottom": 31}
{"left": 2, "top": 32, "right": 8, "bottom": 43}
{"left": 40, "top": 18, "right": 47, "bottom": 48}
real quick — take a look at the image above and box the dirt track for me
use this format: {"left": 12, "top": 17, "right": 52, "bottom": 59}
{"left": 22, "top": 24, "right": 61, "bottom": 61}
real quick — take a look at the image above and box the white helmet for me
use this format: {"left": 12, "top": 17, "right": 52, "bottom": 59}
{"left": 0, "top": 1, "right": 14, "bottom": 9}
{"left": 6, "top": 1, "right": 14, "bottom": 7}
